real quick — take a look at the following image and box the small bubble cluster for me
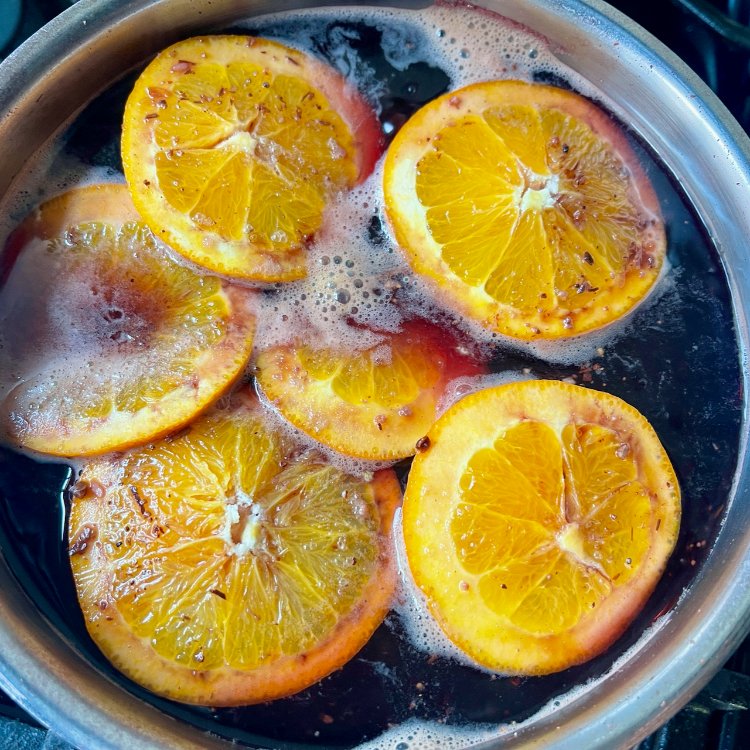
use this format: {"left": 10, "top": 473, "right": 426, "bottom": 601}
{"left": 357, "top": 717, "right": 501, "bottom": 750}
{"left": 251, "top": 174, "right": 410, "bottom": 355}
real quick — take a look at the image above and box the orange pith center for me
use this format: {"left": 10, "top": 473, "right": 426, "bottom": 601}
{"left": 148, "top": 59, "right": 358, "bottom": 247}
{"left": 451, "top": 419, "right": 652, "bottom": 635}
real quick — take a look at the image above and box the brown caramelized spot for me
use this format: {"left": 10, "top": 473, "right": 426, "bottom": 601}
{"left": 69, "top": 523, "right": 98, "bottom": 556}
{"left": 170, "top": 60, "right": 196, "bottom": 74}
{"left": 90, "top": 480, "right": 106, "bottom": 498}
{"left": 147, "top": 86, "right": 169, "bottom": 100}
{"left": 129, "top": 485, "right": 151, "bottom": 518}
{"left": 574, "top": 280, "right": 598, "bottom": 294}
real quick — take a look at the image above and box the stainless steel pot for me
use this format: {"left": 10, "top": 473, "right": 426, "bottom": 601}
{"left": 0, "top": 1, "right": 748, "bottom": 748}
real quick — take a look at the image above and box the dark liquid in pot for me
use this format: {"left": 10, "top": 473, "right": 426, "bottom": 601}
{"left": 0, "top": 7, "right": 742, "bottom": 749}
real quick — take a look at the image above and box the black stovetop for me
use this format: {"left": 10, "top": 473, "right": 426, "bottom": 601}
{"left": 0, "top": 1, "right": 749, "bottom": 748}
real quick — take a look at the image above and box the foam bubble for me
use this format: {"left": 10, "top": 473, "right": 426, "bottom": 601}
{"left": 357, "top": 716, "right": 501, "bottom": 750}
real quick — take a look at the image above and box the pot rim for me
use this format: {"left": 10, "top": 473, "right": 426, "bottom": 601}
{"left": 0, "top": 1, "right": 748, "bottom": 749}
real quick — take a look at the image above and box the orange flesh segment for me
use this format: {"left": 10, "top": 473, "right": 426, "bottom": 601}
{"left": 454, "top": 420, "right": 650, "bottom": 635}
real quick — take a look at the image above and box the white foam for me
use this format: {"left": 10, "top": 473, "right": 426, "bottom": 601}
{"left": 392, "top": 508, "right": 489, "bottom": 669}
{"left": 248, "top": 2, "right": 627, "bottom": 107}
{"left": 251, "top": 166, "right": 409, "bottom": 355}
{"left": 357, "top": 716, "right": 501, "bottom": 750}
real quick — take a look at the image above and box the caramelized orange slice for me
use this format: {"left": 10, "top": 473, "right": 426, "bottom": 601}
{"left": 0, "top": 184, "right": 255, "bottom": 456}
{"left": 383, "top": 80, "right": 666, "bottom": 339}
{"left": 402, "top": 379, "right": 680, "bottom": 675}
{"left": 68, "top": 390, "right": 399, "bottom": 706}
{"left": 255, "top": 319, "right": 483, "bottom": 461}
{"left": 122, "top": 35, "right": 382, "bottom": 281}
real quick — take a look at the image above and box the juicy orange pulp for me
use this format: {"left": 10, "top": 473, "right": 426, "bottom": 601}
{"left": 383, "top": 80, "right": 666, "bottom": 339}
{"left": 255, "top": 319, "right": 484, "bottom": 460}
{"left": 122, "top": 35, "right": 382, "bottom": 281}
{"left": 69, "top": 390, "right": 400, "bottom": 705}
{"left": 402, "top": 379, "right": 680, "bottom": 675}
{"left": 0, "top": 184, "right": 256, "bottom": 457}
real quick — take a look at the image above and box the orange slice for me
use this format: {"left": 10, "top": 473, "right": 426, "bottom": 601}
{"left": 402, "top": 379, "right": 680, "bottom": 675}
{"left": 0, "top": 184, "right": 256, "bottom": 457}
{"left": 383, "top": 80, "right": 666, "bottom": 339}
{"left": 122, "top": 35, "right": 382, "bottom": 281}
{"left": 255, "top": 319, "right": 483, "bottom": 461}
{"left": 68, "top": 389, "right": 400, "bottom": 706}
